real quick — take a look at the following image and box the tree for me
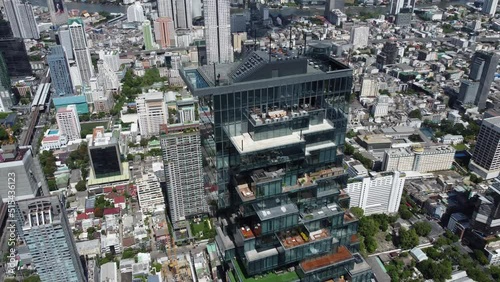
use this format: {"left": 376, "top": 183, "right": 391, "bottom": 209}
{"left": 344, "top": 143, "right": 355, "bottom": 155}
{"left": 399, "top": 205, "right": 413, "bottom": 220}
{"left": 346, "top": 129, "right": 357, "bottom": 138}
{"left": 473, "top": 249, "right": 489, "bottom": 265}
{"left": 417, "top": 259, "right": 452, "bottom": 282}
{"left": 140, "top": 138, "right": 148, "bottom": 147}
{"left": 75, "top": 180, "right": 87, "bottom": 191}
{"left": 127, "top": 154, "right": 135, "bottom": 161}
{"left": 47, "top": 179, "right": 57, "bottom": 191}
{"left": 351, "top": 207, "right": 364, "bottom": 218}
{"left": 364, "top": 235, "right": 378, "bottom": 253}
{"left": 408, "top": 109, "right": 422, "bottom": 119}
{"left": 413, "top": 221, "right": 432, "bottom": 237}
{"left": 470, "top": 174, "right": 483, "bottom": 184}
{"left": 399, "top": 228, "right": 419, "bottom": 249}
{"left": 359, "top": 217, "right": 379, "bottom": 238}
{"left": 23, "top": 275, "right": 41, "bottom": 282}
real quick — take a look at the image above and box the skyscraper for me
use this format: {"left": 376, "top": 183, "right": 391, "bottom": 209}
{"left": 57, "top": 26, "right": 74, "bottom": 60}
{"left": 458, "top": 51, "right": 499, "bottom": 111}
{"left": 136, "top": 91, "right": 168, "bottom": 138}
{"left": 48, "top": 45, "right": 74, "bottom": 96}
{"left": 175, "top": 0, "right": 192, "bottom": 29}
{"left": 14, "top": 196, "right": 85, "bottom": 282}
{"left": 88, "top": 126, "right": 123, "bottom": 179}
{"left": 157, "top": 0, "right": 192, "bottom": 29}
{"left": 48, "top": 0, "right": 68, "bottom": 25}
{"left": 181, "top": 50, "right": 371, "bottom": 280}
{"left": 469, "top": 117, "right": 500, "bottom": 179}
{"left": 154, "top": 17, "right": 176, "bottom": 48}
{"left": 142, "top": 20, "right": 157, "bottom": 51}
{"left": 127, "top": 1, "right": 145, "bottom": 23}
{"left": 482, "top": 0, "right": 498, "bottom": 16}
{"left": 160, "top": 95, "right": 208, "bottom": 231}
{"left": 325, "top": 0, "right": 345, "bottom": 15}
{"left": 3, "top": 0, "right": 39, "bottom": 39}
{"left": 68, "top": 20, "right": 94, "bottom": 84}
{"left": 203, "top": 0, "right": 232, "bottom": 64}
{"left": 56, "top": 104, "right": 81, "bottom": 141}
{"left": 389, "top": 0, "right": 415, "bottom": 15}
{"left": 0, "top": 37, "right": 32, "bottom": 76}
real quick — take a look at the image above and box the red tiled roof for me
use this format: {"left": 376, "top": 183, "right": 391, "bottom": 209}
{"left": 103, "top": 207, "right": 121, "bottom": 215}
{"left": 114, "top": 196, "right": 125, "bottom": 204}
{"left": 42, "top": 135, "right": 59, "bottom": 142}
{"left": 300, "top": 246, "right": 353, "bottom": 272}
{"left": 76, "top": 213, "right": 89, "bottom": 220}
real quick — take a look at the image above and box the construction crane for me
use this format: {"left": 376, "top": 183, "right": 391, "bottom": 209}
{"left": 1, "top": 125, "right": 15, "bottom": 145}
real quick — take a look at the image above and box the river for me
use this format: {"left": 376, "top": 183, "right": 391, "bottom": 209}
{"left": 30, "top": 0, "right": 472, "bottom": 17}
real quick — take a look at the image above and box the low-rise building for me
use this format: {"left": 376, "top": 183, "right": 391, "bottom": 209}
{"left": 485, "top": 241, "right": 500, "bottom": 265}
{"left": 383, "top": 146, "right": 455, "bottom": 173}
{"left": 442, "top": 134, "right": 464, "bottom": 145}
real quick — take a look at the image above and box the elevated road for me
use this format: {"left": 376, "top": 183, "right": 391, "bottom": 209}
{"left": 370, "top": 36, "right": 500, "bottom": 44}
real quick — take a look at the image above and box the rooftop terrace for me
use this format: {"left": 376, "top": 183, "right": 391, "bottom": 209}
{"left": 300, "top": 246, "right": 353, "bottom": 273}
{"left": 277, "top": 226, "right": 330, "bottom": 249}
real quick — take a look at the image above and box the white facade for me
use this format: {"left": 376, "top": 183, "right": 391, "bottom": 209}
{"left": 56, "top": 105, "right": 81, "bottom": 141}
{"left": 41, "top": 131, "right": 68, "bottom": 151}
{"left": 360, "top": 77, "right": 379, "bottom": 98}
{"left": 203, "top": 0, "right": 232, "bottom": 64}
{"left": 100, "top": 262, "right": 118, "bottom": 282}
{"left": 372, "top": 95, "right": 389, "bottom": 118}
{"left": 351, "top": 26, "right": 369, "bottom": 49}
{"left": 98, "top": 60, "right": 120, "bottom": 92}
{"left": 99, "top": 50, "right": 120, "bottom": 72}
{"left": 0, "top": 90, "right": 12, "bottom": 112}
{"left": 100, "top": 233, "right": 122, "bottom": 254}
{"left": 4, "top": 0, "right": 39, "bottom": 39}
{"left": 136, "top": 92, "right": 168, "bottom": 138}
{"left": 127, "top": 2, "right": 145, "bottom": 23}
{"left": 69, "top": 22, "right": 95, "bottom": 84}
{"left": 137, "top": 173, "right": 165, "bottom": 213}
{"left": 442, "top": 134, "right": 464, "bottom": 145}
{"left": 485, "top": 241, "right": 500, "bottom": 265}
{"left": 346, "top": 171, "right": 405, "bottom": 215}
{"left": 383, "top": 146, "right": 455, "bottom": 173}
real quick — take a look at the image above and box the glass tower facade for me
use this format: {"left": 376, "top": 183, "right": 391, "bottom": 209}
{"left": 182, "top": 50, "right": 371, "bottom": 281}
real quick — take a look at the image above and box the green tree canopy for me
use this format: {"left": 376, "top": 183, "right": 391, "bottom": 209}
{"left": 413, "top": 221, "right": 432, "bottom": 237}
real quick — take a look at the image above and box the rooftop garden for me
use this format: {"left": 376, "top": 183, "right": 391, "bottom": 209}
{"left": 233, "top": 259, "right": 299, "bottom": 282}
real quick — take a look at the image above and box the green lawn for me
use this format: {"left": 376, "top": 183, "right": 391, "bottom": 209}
{"left": 452, "top": 143, "right": 468, "bottom": 151}
{"left": 233, "top": 259, "right": 299, "bottom": 282}
{"left": 80, "top": 121, "right": 108, "bottom": 132}
{"left": 190, "top": 218, "right": 216, "bottom": 239}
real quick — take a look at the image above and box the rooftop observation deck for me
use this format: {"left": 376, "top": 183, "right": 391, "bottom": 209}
{"left": 277, "top": 227, "right": 330, "bottom": 249}
{"left": 299, "top": 246, "right": 354, "bottom": 273}
{"left": 183, "top": 50, "right": 350, "bottom": 91}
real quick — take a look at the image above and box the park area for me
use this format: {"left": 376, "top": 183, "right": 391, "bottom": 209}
{"left": 190, "top": 217, "right": 216, "bottom": 240}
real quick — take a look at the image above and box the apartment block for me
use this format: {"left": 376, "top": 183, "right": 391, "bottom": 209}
{"left": 14, "top": 196, "right": 85, "bottom": 282}
{"left": 137, "top": 172, "right": 165, "bottom": 213}
{"left": 383, "top": 145, "right": 455, "bottom": 173}
{"left": 136, "top": 91, "right": 168, "bottom": 138}
{"left": 346, "top": 171, "right": 406, "bottom": 215}
{"left": 56, "top": 104, "right": 81, "bottom": 141}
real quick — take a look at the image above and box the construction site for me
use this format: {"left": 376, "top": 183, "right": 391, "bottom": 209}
{"left": 162, "top": 238, "right": 193, "bottom": 282}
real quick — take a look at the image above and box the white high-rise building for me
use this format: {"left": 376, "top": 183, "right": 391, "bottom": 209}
{"left": 204, "top": 0, "right": 232, "bottom": 64}
{"left": 351, "top": 26, "right": 369, "bottom": 49}
{"left": 127, "top": 2, "right": 145, "bottom": 23}
{"left": 56, "top": 105, "right": 81, "bottom": 141}
{"left": 346, "top": 171, "right": 406, "bottom": 215}
{"left": 390, "top": 0, "right": 415, "bottom": 15}
{"left": 160, "top": 95, "right": 208, "bottom": 228}
{"left": 58, "top": 27, "right": 74, "bottom": 60}
{"left": 97, "top": 60, "right": 120, "bottom": 92}
{"left": 69, "top": 21, "right": 94, "bottom": 84}
{"left": 4, "top": 0, "right": 39, "bottom": 39}
{"left": 136, "top": 91, "right": 168, "bottom": 138}
{"left": 157, "top": 0, "right": 192, "bottom": 29}
{"left": 360, "top": 76, "right": 379, "bottom": 98}
{"left": 372, "top": 95, "right": 390, "bottom": 118}
{"left": 137, "top": 172, "right": 165, "bottom": 213}
{"left": 98, "top": 50, "right": 120, "bottom": 72}
{"left": 482, "top": 0, "right": 498, "bottom": 16}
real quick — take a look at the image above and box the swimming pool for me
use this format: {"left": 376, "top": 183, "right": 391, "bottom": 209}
{"left": 48, "top": 129, "right": 59, "bottom": 135}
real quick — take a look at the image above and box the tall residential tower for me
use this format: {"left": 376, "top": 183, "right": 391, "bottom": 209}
{"left": 47, "top": 45, "right": 74, "bottom": 96}
{"left": 160, "top": 94, "right": 208, "bottom": 234}
{"left": 203, "top": 0, "right": 232, "bottom": 64}
{"left": 68, "top": 19, "right": 95, "bottom": 84}
{"left": 15, "top": 196, "right": 85, "bottom": 282}
{"left": 469, "top": 117, "right": 500, "bottom": 179}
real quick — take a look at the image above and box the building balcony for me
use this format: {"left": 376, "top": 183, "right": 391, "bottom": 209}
{"left": 298, "top": 246, "right": 354, "bottom": 274}
{"left": 300, "top": 204, "right": 343, "bottom": 222}
{"left": 236, "top": 183, "right": 256, "bottom": 202}
{"left": 277, "top": 226, "right": 330, "bottom": 249}
{"left": 309, "top": 166, "right": 345, "bottom": 180}
{"left": 344, "top": 210, "right": 358, "bottom": 224}
{"left": 238, "top": 223, "right": 262, "bottom": 240}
